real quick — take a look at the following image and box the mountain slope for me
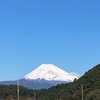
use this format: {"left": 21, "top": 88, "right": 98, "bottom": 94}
{"left": 23, "top": 64, "right": 77, "bottom": 82}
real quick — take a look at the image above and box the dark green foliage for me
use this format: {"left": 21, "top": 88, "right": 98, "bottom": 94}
{"left": 0, "top": 85, "right": 35, "bottom": 100}
{"left": 0, "top": 64, "right": 100, "bottom": 100}
{"left": 85, "top": 89, "right": 100, "bottom": 100}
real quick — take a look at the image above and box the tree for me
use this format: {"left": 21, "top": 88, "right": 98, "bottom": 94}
{"left": 85, "top": 89, "right": 100, "bottom": 100}
{"left": 6, "top": 95, "right": 14, "bottom": 100}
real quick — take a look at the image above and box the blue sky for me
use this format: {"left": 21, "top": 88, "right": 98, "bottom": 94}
{"left": 0, "top": 0, "right": 100, "bottom": 81}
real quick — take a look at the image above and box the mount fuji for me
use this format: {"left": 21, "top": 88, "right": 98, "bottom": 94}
{"left": 23, "top": 64, "right": 77, "bottom": 82}
{"left": 0, "top": 64, "right": 78, "bottom": 90}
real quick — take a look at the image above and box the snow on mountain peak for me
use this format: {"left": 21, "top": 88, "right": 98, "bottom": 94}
{"left": 23, "top": 64, "right": 78, "bottom": 82}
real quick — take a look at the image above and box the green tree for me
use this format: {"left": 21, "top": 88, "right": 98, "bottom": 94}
{"left": 85, "top": 89, "right": 100, "bottom": 100}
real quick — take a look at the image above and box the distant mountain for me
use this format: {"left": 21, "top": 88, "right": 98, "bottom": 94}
{"left": 0, "top": 64, "right": 78, "bottom": 90}
{"left": 23, "top": 64, "right": 77, "bottom": 82}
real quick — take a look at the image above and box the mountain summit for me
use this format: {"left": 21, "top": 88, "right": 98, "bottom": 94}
{"left": 23, "top": 64, "right": 77, "bottom": 82}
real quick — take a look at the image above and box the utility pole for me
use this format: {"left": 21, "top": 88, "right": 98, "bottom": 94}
{"left": 17, "top": 81, "right": 19, "bottom": 100}
{"left": 81, "top": 84, "right": 83, "bottom": 100}
{"left": 34, "top": 93, "right": 36, "bottom": 100}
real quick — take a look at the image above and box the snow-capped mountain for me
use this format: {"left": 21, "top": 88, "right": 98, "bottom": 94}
{"left": 23, "top": 64, "right": 77, "bottom": 82}
{"left": 0, "top": 64, "right": 78, "bottom": 90}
